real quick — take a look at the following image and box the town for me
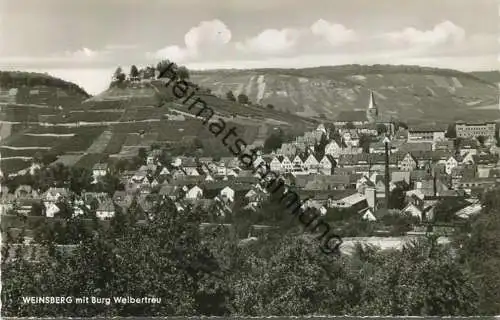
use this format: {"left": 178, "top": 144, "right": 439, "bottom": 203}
{"left": 1, "top": 0, "right": 499, "bottom": 314}
{"left": 2, "top": 82, "right": 498, "bottom": 242}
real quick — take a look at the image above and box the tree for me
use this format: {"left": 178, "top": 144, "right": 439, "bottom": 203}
{"left": 226, "top": 91, "right": 236, "bottom": 102}
{"left": 177, "top": 66, "right": 190, "bottom": 81}
{"left": 130, "top": 65, "right": 139, "bottom": 79}
{"left": 345, "top": 122, "right": 355, "bottom": 130}
{"left": 315, "top": 133, "right": 329, "bottom": 159}
{"left": 113, "top": 67, "right": 123, "bottom": 79}
{"left": 138, "top": 148, "right": 148, "bottom": 164}
{"left": 376, "top": 123, "right": 388, "bottom": 135}
{"left": 156, "top": 60, "right": 177, "bottom": 79}
{"left": 445, "top": 123, "right": 457, "bottom": 139}
{"left": 388, "top": 187, "right": 406, "bottom": 210}
{"left": 237, "top": 94, "right": 249, "bottom": 105}
{"left": 477, "top": 135, "right": 486, "bottom": 146}
{"left": 69, "top": 167, "right": 93, "bottom": 195}
{"left": 263, "top": 131, "right": 284, "bottom": 153}
{"left": 116, "top": 72, "right": 126, "bottom": 82}
{"left": 458, "top": 189, "right": 500, "bottom": 314}
{"left": 358, "top": 134, "right": 371, "bottom": 153}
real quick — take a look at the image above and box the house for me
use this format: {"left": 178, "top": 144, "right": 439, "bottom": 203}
{"left": 43, "top": 187, "right": 68, "bottom": 204}
{"left": 185, "top": 167, "right": 200, "bottom": 176}
{"left": 269, "top": 156, "right": 283, "bottom": 173}
{"left": 445, "top": 155, "right": 460, "bottom": 175}
{"left": 185, "top": 186, "right": 203, "bottom": 200}
{"left": 341, "top": 130, "right": 360, "bottom": 147}
{"left": 220, "top": 186, "right": 235, "bottom": 202}
{"left": 324, "top": 140, "right": 342, "bottom": 156}
{"left": 45, "top": 202, "right": 61, "bottom": 218}
{"left": 96, "top": 200, "right": 115, "bottom": 220}
{"left": 318, "top": 155, "right": 336, "bottom": 175}
{"left": 458, "top": 139, "right": 479, "bottom": 156}
{"left": 146, "top": 149, "right": 162, "bottom": 165}
{"left": 329, "top": 191, "right": 367, "bottom": 209}
{"left": 92, "top": 163, "right": 108, "bottom": 182}
{"left": 303, "top": 154, "right": 320, "bottom": 172}
{"left": 277, "top": 143, "right": 297, "bottom": 158}
{"left": 361, "top": 208, "right": 377, "bottom": 221}
{"left": 407, "top": 125, "right": 446, "bottom": 144}
{"left": 14, "top": 185, "right": 38, "bottom": 199}
{"left": 399, "top": 153, "right": 418, "bottom": 171}
{"left": 281, "top": 156, "right": 293, "bottom": 173}
{"left": 292, "top": 155, "right": 306, "bottom": 171}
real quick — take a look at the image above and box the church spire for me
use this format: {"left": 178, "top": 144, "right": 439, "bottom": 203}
{"left": 368, "top": 90, "right": 376, "bottom": 109}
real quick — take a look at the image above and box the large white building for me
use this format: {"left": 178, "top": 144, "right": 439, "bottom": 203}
{"left": 407, "top": 125, "right": 446, "bottom": 144}
{"left": 455, "top": 121, "right": 496, "bottom": 139}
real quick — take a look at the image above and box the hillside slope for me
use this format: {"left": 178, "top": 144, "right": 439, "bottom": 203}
{"left": 0, "top": 78, "right": 318, "bottom": 175}
{"left": 190, "top": 65, "right": 500, "bottom": 123}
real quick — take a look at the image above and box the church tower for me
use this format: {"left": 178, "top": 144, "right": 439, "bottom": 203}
{"left": 366, "top": 90, "right": 378, "bottom": 123}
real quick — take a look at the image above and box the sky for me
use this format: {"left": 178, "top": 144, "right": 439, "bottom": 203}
{"left": 0, "top": 0, "right": 498, "bottom": 95}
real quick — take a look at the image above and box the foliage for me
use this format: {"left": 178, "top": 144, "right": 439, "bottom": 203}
{"left": 456, "top": 188, "right": 500, "bottom": 314}
{"left": 388, "top": 187, "right": 406, "bottom": 210}
{"left": 225, "top": 91, "right": 236, "bottom": 101}
{"left": 177, "top": 66, "right": 190, "bottom": 81}
{"left": 344, "top": 122, "right": 355, "bottom": 129}
{"left": 476, "top": 135, "right": 486, "bottom": 146}
{"left": 0, "top": 71, "right": 89, "bottom": 97}
{"left": 263, "top": 131, "right": 285, "bottom": 153}
{"left": 237, "top": 93, "right": 250, "bottom": 105}
{"left": 359, "top": 134, "right": 372, "bottom": 153}
{"left": 376, "top": 123, "right": 388, "bottom": 135}
{"left": 445, "top": 123, "right": 456, "bottom": 139}
{"left": 130, "top": 65, "right": 139, "bottom": 78}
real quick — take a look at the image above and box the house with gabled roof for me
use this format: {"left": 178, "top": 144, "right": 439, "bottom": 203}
{"left": 399, "top": 152, "right": 418, "bottom": 171}
{"left": 269, "top": 156, "right": 282, "bottom": 173}
{"left": 303, "top": 154, "right": 320, "bottom": 172}
{"left": 185, "top": 185, "right": 203, "bottom": 200}
{"left": 318, "top": 155, "right": 336, "bottom": 175}
{"left": 220, "top": 186, "right": 235, "bottom": 202}
{"left": 14, "top": 185, "right": 39, "bottom": 199}
{"left": 445, "top": 155, "right": 460, "bottom": 175}
{"left": 281, "top": 156, "right": 293, "bottom": 173}
{"left": 92, "top": 163, "right": 108, "bottom": 183}
{"left": 324, "top": 140, "right": 341, "bottom": 156}
{"left": 96, "top": 200, "right": 115, "bottom": 220}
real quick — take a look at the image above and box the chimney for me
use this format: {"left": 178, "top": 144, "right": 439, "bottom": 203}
{"left": 365, "top": 187, "right": 377, "bottom": 210}
{"left": 433, "top": 173, "right": 437, "bottom": 197}
{"left": 384, "top": 136, "right": 391, "bottom": 210}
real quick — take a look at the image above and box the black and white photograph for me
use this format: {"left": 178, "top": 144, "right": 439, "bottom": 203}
{"left": 1, "top": 0, "right": 499, "bottom": 318}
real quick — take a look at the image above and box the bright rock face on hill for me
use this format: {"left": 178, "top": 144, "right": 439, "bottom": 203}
{"left": 190, "top": 65, "right": 499, "bottom": 123}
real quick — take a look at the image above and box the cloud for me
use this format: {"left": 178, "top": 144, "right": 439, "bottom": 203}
{"left": 235, "top": 28, "right": 300, "bottom": 55}
{"left": 382, "top": 20, "right": 466, "bottom": 47}
{"left": 64, "top": 47, "right": 100, "bottom": 60}
{"left": 105, "top": 44, "right": 138, "bottom": 50}
{"left": 149, "top": 19, "right": 231, "bottom": 62}
{"left": 147, "top": 45, "right": 191, "bottom": 62}
{"left": 184, "top": 19, "right": 232, "bottom": 53}
{"left": 310, "top": 19, "right": 357, "bottom": 46}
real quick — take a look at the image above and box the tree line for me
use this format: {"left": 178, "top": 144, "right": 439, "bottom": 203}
{"left": 2, "top": 185, "right": 500, "bottom": 317}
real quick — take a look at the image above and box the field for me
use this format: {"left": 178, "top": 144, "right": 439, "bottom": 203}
{"left": 1, "top": 158, "right": 32, "bottom": 174}
{"left": 103, "top": 132, "right": 128, "bottom": 155}
{"left": 53, "top": 154, "right": 84, "bottom": 166}
{"left": 74, "top": 153, "right": 108, "bottom": 168}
